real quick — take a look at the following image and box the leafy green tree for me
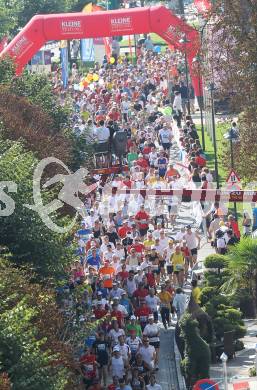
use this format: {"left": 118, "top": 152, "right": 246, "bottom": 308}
{"left": 0, "top": 258, "right": 77, "bottom": 389}
{"left": 0, "top": 58, "right": 93, "bottom": 170}
{"left": 208, "top": 0, "right": 257, "bottom": 181}
{"left": 0, "top": 140, "right": 75, "bottom": 278}
{"left": 221, "top": 237, "right": 257, "bottom": 317}
{"left": 0, "top": 0, "right": 21, "bottom": 39}
{"left": 180, "top": 313, "right": 211, "bottom": 388}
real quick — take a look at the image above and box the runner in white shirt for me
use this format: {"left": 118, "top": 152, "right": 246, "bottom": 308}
{"left": 175, "top": 227, "right": 186, "bottom": 243}
{"left": 146, "top": 374, "right": 163, "bottom": 390}
{"left": 126, "top": 332, "right": 142, "bottom": 361}
{"left": 138, "top": 336, "right": 156, "bottom": 369}
{"left": 94, "top": 122, "right": 110, "bottom": 143}
{"left": 183, "top": 225, "right": 201, "bottom": 264}
{"left": 145, "top": 289, "right": 160, "bottom": 322}
{"left": 121, "top": 97, "right": 131, "bottom": 122}
{"left": 143, "top": 315, "right": 160, "bottom": 367}
{"left": 158, "top": 230, "right": 169, "bottom": 254}
{"left": 109, "top": 326, "right": 125, "bottom": 347}
{"left": 153, "top": 224, "right": 162, "bottom": 240}
{"left": 118, "top": 335, "right": 131, "bottom": 364}
{"left": 158, "top": 127, "right": 172, "bottom": 151}
{"left": 110, "top": 347, "right": 125, "bottom": 379}
{"left": 100, "top": 236, "right": 115, "bottom": 255}
{"left": 163, "top": 240, "right": 175, "bottom": 281}
{"left": 172, "top": 288, "right": 187, "bottom": 320}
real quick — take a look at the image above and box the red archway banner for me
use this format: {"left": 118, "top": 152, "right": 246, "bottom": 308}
{"left": 0, "top": 6, "right": 202, "bottom": 95}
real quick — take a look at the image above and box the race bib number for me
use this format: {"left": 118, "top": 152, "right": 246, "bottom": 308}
{"left": 85, "top": 364, "right": 93, "bottom": 372}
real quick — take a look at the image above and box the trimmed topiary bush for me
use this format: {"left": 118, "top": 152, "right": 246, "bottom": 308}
{"left": 180, "top": 313, "right": 211, "bottom": 388}
{"left": 200, "top": 287, "right": 218, "bottom": 305}
{"left": 204, "top": 254, "right": 228, "bottom": 273}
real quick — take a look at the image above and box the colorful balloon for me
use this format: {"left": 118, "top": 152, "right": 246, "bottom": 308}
{"left": 93, "top": 73, "right": 99, "bottom": 81}
{"left": 110, "top": 57, "right": 115, "bottom": 64}
{"left": 154, "top": 45, "right": 161, "bottom": 53}
{"left": 87, "top": 73, "right": 93, "bottom": 81}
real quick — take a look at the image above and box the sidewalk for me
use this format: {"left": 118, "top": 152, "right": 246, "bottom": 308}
{"left": 210, "top": 320, "right": 257, "bottom": 389}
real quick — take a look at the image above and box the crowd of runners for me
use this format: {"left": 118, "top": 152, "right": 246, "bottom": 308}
{"left": 55, "top": 41, "right": 243, "bottom": 390}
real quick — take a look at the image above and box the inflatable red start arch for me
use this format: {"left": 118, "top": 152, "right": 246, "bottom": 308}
{"left": 0, "top": 6, "right": 202, "bottom": 95}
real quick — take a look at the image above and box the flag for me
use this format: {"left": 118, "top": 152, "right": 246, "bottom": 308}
{"left": 81, "top": 2, "right": 111, "bottom": 62}
{"left": 60, "top": 40, "right": 68, "bottom": 89}
{"left": 194, "top": 0, "right": 212, "bottom": 14}
{"left": 81, "top": 38, "right": 94, "bottom": 61}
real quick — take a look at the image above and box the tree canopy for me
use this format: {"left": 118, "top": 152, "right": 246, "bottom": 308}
{"left": 0, "top": 258, "right": 77, "bottom": 389}
{"left": 208, "top": 0, "right": 257, "bottom": 181}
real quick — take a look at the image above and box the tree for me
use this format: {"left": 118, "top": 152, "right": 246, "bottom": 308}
{"left": 0, "top": 140, "right": 75, "bottom": 279}
{"left": 0, "top": 258, "right": 77, "bottom": 390}
{"left": 207, "top": 0, "right": 257, "bottom": 181}
{"left": 0, "top": 59, "right": 94, "bottom": 170}
{"left": 180, "top": 313, "right": 211, "bottom": 388}
{"left": 0, "top": 87, "right": 73, "bottom": 163}
{"left": 221, "top": 237, "right": 257, "bottom": 317}
{"left": 0, "top": 0, "right": 20, "bottom": 39}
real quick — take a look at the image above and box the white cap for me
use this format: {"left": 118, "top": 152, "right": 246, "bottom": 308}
{"left": 130, "top": 315, "right": 136, "bottom": 320}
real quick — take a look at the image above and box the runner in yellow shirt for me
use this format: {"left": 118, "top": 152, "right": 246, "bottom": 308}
{"left": 171, "top": 245, "right": 185, "bottom": 287}
{"left": 191, "top": 280, "right": 201, "bottom": 304}
{"left": 158, "top": 285, "right": 172, "bottom": 329}
{"left": 143, "top": 232, "right": 155, "bottom": 249}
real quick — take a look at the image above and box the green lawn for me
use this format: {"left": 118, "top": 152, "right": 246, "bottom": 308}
{"left": 120, "top": 33, "right": 166, "bottom": 48}
{"left": 198, "top": 123, "right": 244, "bottom": 221}
{"left": 197, "top": 122, "right": 228, "bottom": 185}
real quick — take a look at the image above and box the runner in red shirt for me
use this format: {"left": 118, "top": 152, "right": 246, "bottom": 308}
{"left": 118, "top": 221, "right": 132, "bottom": 239}
{"left": 181, "top": 240, "right": 190, "bottom": 280}
{"left": 128, "top": 238, "right": 145, "bottom": 254}
{"left": 107, "top": 107, "right": 120, "bottom": 121}
{"left": 123, "top": 175, "right": 132, "bottom": 189}
{"left": 110, "top": 303, "right": 125, "bottom": 327}
{"left": 135, "top": 301, "right": 152, "bottom": 330}
{"left": 135, "top": 204, "right": 150, "bottom": 238}
{"left": 145, "top": 269, "right": 156, "bottom": 288}
{"left": 133, "top": 283, "right": 149, "bottom": 305}
{"left": 136, "top": 154, "right": 149, "bottom": 172}
{"left": 94, "top": 303, "right": 109, "bottom": 319}
{"left": 79, "top": 349, "right": 97, "bottom": 387}
{"left": 117, "top": 264, "right": 129, "bottom": 282}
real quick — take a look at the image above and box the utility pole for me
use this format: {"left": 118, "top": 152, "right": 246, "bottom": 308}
{"left": 178, "top": 0, "right": 185, "bottom": 16}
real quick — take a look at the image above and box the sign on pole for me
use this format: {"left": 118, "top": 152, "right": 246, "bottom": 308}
{"left": 226, "top": 169, "right": 241, "bottom": 191}
{"left": 193, "top": 378, "right": 220, "bottom": 389}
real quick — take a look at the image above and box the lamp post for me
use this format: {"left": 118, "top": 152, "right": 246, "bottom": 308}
{"left": 220, "top": 352, "right": 228, "bottom": 390}
{"left": 193, "top": 55, "right": 205, "bottom": 151}
{"left": 224, "top": 126, "right": 239, "bottom": 220}
{"left": 178, "top": 0, "right": 185, "bottom": 15}
{"left": 179, "top": 37, "right": 191, "bottom": 115}
{"left": 208, "top": 82, "right": 219, "bottom": 189}
{"left": 255, "top": 343, "right": 257, "bottom": 376}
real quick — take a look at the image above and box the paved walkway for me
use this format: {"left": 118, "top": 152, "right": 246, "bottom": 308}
{"left": 210, "top": 320, "right": 257, "bottom": 389}
{"left": 157, "top": 328, "right": 180, "bottom": 390}
{"left": 155, "top": 131, "right": 214, "bottom": 390}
